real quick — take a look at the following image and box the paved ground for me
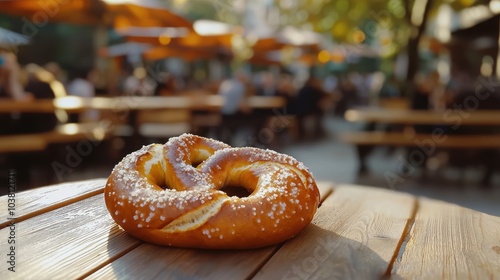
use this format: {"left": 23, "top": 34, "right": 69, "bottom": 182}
{"left": 62, "top": 113, "right": 500, "bottom": 216}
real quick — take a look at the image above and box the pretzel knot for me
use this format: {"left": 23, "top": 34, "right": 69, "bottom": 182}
{"left": 105, "top": 134, "right": 320, "bottom": 249}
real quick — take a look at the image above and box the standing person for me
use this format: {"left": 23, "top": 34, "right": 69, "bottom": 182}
{"left": 412, "top": 70, "right": 443, "bottom": 110}
{"left": 276, "top": 73, "right": 296, "bottom": 114}
{"left": 66, "top": 69, "right": 98, "bottom": 122}
{"left": 255, "top": 72, "right": 276, "bottom": 97}
{"left": 411, "top": 71, "right": 441, "bottom": 132}
{"left": 216, "top": 70, "right": 250, "bottom": 144}
{"left": 335, "top": 75, "right": 358, "bottom": 117}
{"left": 292, "top": 77, "right": 327, "bottom": 140}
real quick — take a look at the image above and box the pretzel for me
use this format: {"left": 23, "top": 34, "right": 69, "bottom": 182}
{"left": 105, "top": 134, "right": 320, "bottom": 249}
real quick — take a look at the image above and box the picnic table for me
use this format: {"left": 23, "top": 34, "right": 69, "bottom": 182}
{"left": 344, "top": 108, "right": 500, "bottom": 125}
{"left": 1, "top": 179, "right": 498, "bottom": 279}
{"left": 341, "top": 107, "right": 500, "bottom": 177}
{"left": 0, "top": 96, "right": 286, "bottom": 113}
{"left": 0, "top": 95, "right": 286, "bottom": 152}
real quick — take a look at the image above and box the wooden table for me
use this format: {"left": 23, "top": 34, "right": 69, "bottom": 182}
{"left": 1, "top": 179, "right": 499, "bottom": 279}
{"left": 0, "top": 96, "right": 285, "bottom": 151}
{"left": 345, "top": 108, "right": 500, "bottom": 125}
{"left": 0, "top": 96, "right": 286, "bottom": 113}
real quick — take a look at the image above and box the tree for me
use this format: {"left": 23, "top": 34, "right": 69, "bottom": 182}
{"left": 273, "top": 0, "right": 489, "bottom": 95}
{"left": 168, "top": 0, "right": 489, "bottom": 95}
{"left": 402, "top": 0, "right": 435, "bottom": 95}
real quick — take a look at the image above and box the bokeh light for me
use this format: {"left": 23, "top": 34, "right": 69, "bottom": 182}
{"left": 159, "top": 34, "right": 171, "bottom": 45}
{"left": 352, "top": 29, "right": 366, "bottom": 44}
{"left": 317, "top": 50, "right": 331, "bottom": 63}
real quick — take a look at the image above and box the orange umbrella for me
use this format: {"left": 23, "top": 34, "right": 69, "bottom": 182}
{"left": 124, "top": 31, "right": 232, "bottom": 49}
{"left": 121, "top": 25, "right": 234, "bottom": 60}
{"left": 0, "top": 0, "right": 191, "bottom": 29}
{"left": 143, "top": 46, "right": 221, "bottom": 61}
{"left": 252, "top": 37, "right": 287, "bottom": 52}
{"left": 109, "top": 1, "right": 192, "bottom": 30}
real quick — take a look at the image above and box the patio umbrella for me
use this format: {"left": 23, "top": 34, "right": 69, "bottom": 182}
{"left": 0, "top": 0, "right": 192, "bottom": 29}
{"left": 98, "top": 42, "right": 153, "bottom": 57}
{"left": 122, "top": 20, "right": 235, "bottom": 60}
{"left": 123, "top": 19, "right": 234, "bottom": 50}
{"left": 0, "top": 27, "right": 30, "bottom": 50}
{"left": 253, "top": 27, "right": 323, "bottom": 53}
{"left": 125, "top": 31, "right": 232, "bottom": 49}
{"left": 142, "top": 46, "right": 221, "bottom": 61}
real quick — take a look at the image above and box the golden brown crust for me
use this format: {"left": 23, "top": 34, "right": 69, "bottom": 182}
{"left": 105, "top": 133, "right": 320, "bottom": 249}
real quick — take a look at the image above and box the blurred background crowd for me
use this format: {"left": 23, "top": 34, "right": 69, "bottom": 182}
{"left": 1, "top": 0, "right": 499, "bottom": 215}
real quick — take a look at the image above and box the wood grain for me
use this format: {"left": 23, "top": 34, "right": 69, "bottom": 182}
{"left": 0, "top": 179, "right": 106, "bottom": 229}
{"left": 0, "top": 194, "right": 141, "bottom": 279}
{"left": 393, "top": 197, "right": 500, "bottom": 279}
{"left": 317, "top": 181, "right": 334, "bottom": 203}
{"left": 253, "top": 185, "right": 416, "bottom": 280}
{"left": 86, "top": 183, "right": 334, "bottom": 280}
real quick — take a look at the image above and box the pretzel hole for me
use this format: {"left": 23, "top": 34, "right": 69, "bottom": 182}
{"left": 220, "top": 185, "right": 252, "bottom": 198}
{"left": 190, "top": 149, "right": 212, "bottom": 168}
{"left": 157, "top": 182, "right": 170, "bottom": 190}
{"left": 191, "top": 160, "right": 203, "bottom": 168}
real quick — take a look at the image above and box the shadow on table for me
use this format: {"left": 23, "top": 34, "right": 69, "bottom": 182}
{"left": 104, "top": 223, "right": 401, "bottom": 280}
{"left": 253, "top": 224, "right": 399, "bottom": 280}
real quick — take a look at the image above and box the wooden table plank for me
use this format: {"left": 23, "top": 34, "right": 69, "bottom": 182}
{"left": 0, "top": 98, "right": 55, "bottom": 113}
{"left": 0, "top": 96, "right": 286, "bottom": 113}
{"left": 0, "top": 179, "right": 106, "bottom": 229}
{"left": 0, "top": 194, "right": 141, "bottom": 279}
{"left": 86, "top": 242, "right": 279, "bottom": 280}
{"left": 345, "top": 108, "right": 500, "bottom": 125}
{"left": 86, "top": 182, "right": 334, "bottom": 280}
{"left": 339, "top": 131, "right": 500, "bottom": 148}
{"left": 253, "top": 185, "right": 416, "bottom": 280}
{"left": 393, "top": 197, "right": 500, "bottom": 279}
{"left": 317, "top": 181, "right": 333, "bottom": 202}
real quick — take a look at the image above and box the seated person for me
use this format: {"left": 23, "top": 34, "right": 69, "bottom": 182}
{"left": 17, "top": 64, "right": 61, "bottom": 133}
{"left": 0, "top": 54, "right": 39, "bottom": 135}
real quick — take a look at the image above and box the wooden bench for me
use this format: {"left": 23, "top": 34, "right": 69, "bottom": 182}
{"left": 339, "top": 131, "right": 500, "bottom": 182}
{"left": 343, "top": 108, "right": 500, "bottom": 182}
